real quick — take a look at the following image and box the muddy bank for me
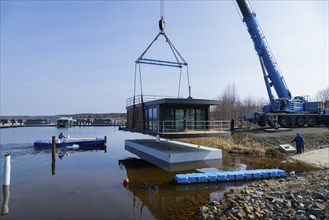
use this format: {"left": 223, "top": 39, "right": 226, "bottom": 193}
{"left": 196, "top": 170, "right": 329, "bottom": 220}
{"left": 175, "top": 127, "right": 329, "bottom": 157}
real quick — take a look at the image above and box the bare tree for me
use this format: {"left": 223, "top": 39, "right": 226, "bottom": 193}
{"left": 213, "top": 83, "right": 241, "bottom": 121}
{"left": 212, "top": 84, "right": 267, "bottom": 124}
{"left": 241, "top": 95, "right": 267, "bottom": 113}
{"left": 315, "top": 87, "right": 329, "bottom": 102}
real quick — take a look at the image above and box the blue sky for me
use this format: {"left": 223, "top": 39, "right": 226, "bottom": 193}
{"left": 1, "top": 0, "right": 328, "bottom": 116}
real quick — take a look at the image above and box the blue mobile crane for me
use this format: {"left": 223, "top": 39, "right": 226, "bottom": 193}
{"left": 236, "top": 0, "right": 327, "bottom": 128}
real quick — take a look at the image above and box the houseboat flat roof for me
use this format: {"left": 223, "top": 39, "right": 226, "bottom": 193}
{"left": 127, "top": 97, "right": 220, "bottom": 109}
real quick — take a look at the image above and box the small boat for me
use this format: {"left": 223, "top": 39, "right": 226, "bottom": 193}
{"left": 34, "top": 136, "right": 106, "bottom": 148}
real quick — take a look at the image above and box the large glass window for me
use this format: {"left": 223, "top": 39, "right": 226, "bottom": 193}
{"left": 196, "top": 108, "right": 206, "bottom": 120}
{"left": 185, "top": 109, "right": 195, "bottom": 129}
{"left": 163, "top": 108, "right": 175, "bottom": 131}
{"left": 161, "top": 106, "right": 209, "bottom": 131}
{"left": 148, "top": 108, "right": 153, "bottom": 119}
{"left": 175, "top": 109, "right": 184, "bottom": 131}
{"left": 196, "top": 108, "right": 207, "bottom": 130}
{"left": 147, "top": 107, "right": 158, "bottom": 131}
{"left": 163, "top": 108, "right": 174, "bottom": 120}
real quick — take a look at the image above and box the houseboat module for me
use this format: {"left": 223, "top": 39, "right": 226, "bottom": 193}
{"left": 34, "top": 136, "right": 106, "bottom": 149}
{"left": 126, "top": 96, "right": 231, "bottom": 138}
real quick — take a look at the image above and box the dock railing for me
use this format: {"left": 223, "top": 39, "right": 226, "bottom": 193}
{"left": 126, "top": 95, "right": 181, "bottom": 106}
{"left": 148, "top": 120, "right": 231, "bottom": 133}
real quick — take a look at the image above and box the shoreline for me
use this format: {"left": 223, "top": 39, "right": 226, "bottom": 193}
{"left": 196, "top": 169, "right": 329, "bottom": 219}
{"left": 188, "top": 127, "right": 329, "bottom": 219}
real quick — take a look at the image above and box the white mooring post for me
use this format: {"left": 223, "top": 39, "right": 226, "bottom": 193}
{"left": 1, "top": 154, "right": 11, "bottom": 215}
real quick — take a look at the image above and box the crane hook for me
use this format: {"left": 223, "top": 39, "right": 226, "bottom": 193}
{"left": 159, "top": 16, "right": 166, "bottom": 32}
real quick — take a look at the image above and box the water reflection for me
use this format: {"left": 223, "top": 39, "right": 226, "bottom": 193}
{"left": 33, "top": 145, "right": 107, "bottom": 176}
{"left": 33, "top": 145, "right": 107, "bottom": 157}
{"left": 1, "top": 154, "right": 11, "bottom": 216}
{"left": 119, "top": 157, "right": 244, "bottom": 220}
{"left": 51, "top": 153, "right": 56, "bottom": 176}
{"left": 56, "top": 146, "right": 107, "bottom": 160}
{"left": 1, "top": 185, "right": 10, "bottom": 216}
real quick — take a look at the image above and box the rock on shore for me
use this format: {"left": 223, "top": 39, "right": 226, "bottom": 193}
{"left": 196, "top": 170, "right": 329, "bottom": 220}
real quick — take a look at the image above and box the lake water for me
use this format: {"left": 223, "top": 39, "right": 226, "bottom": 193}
{"left": 0, "top": 126, "right": 314, "bottom": 220}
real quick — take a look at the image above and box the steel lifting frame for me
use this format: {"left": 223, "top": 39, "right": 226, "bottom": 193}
{"left": 135, "top": 31, "right": 188, "bottom": 68}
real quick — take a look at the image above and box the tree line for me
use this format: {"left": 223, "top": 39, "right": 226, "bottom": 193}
{"left": 212, "top": 84, "right": 329, "bottom": 124}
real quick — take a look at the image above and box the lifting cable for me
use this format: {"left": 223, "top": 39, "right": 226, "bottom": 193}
{"left": 133, "top": 0, "right": 191, "bottom": 103}
{"left": 160, "top": 0, "right": 164, "bottom": 20}
{"left": 133, "top": 63, "right": 144, "bottom": 105}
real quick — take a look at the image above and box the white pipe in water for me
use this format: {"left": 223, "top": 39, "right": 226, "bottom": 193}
{"left": 1, "top": 154, "right": 11, "bottom": 215}
{"left": 3, "top": 154, "right": 11, "bottom": 186}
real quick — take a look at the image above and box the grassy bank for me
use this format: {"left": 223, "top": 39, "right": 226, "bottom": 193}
{"left": 175, "top": 135, "right": 269, "bottom": 156}
{"left": 175, "top": 127, "right": 329, "bottom": 157}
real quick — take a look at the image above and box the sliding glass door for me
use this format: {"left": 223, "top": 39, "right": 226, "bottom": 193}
{"left": 175, "top": 109, "right": 184, "bottom": 131}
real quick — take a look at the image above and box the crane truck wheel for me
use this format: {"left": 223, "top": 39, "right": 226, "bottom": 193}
{"left": 257, "top": 121, "right": 266, "bottom": 127}
{"left": 267, "top": 120, "right": 276, "bottom": 128}
{"left": 278, "top": 116, "right": 290, "bottom": 128}
{"left": 295, "top": 116, "right": 306, "bottom": 127}
{"left": 307, "top": 116, "right": 317, "bottom": 127}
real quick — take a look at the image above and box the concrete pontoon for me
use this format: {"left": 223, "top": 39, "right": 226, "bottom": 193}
{"left": 125, "top": 138, "right": 222, "bottom": 171}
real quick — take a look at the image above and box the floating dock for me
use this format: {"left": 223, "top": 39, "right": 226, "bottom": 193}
{"left": 125, "top": 139, "right": 222, "bottom": 164}
{"left": 175, "top": 169, "right": 286, "bottom": 184}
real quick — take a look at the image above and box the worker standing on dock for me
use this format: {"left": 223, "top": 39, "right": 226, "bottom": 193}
{"left": 291, "top": 132, "right": 304, "bottom": 154}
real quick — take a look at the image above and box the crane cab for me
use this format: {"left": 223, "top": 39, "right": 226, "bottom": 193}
{"left": 270, "top": 99, "right": 303, "bottom": 113}
{"left": 293, "top": 96, "right": 306, "bottom": 102}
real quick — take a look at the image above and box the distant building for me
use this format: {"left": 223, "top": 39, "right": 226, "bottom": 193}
{"left": 25, "top": 119, "right": 48, "bottom": 125}
{"left": 57, "top": 117, "right": 74, "bottom": 128}
{"left": 92, "top": 119, "right": 112, "bottom": 126}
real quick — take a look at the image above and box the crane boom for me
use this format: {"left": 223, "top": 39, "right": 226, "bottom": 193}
{"left": 236, "top": 0, "right": 292, "bottom": 102}
{"left": 235, "top": 0, "right": 328, "bottom": 128}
